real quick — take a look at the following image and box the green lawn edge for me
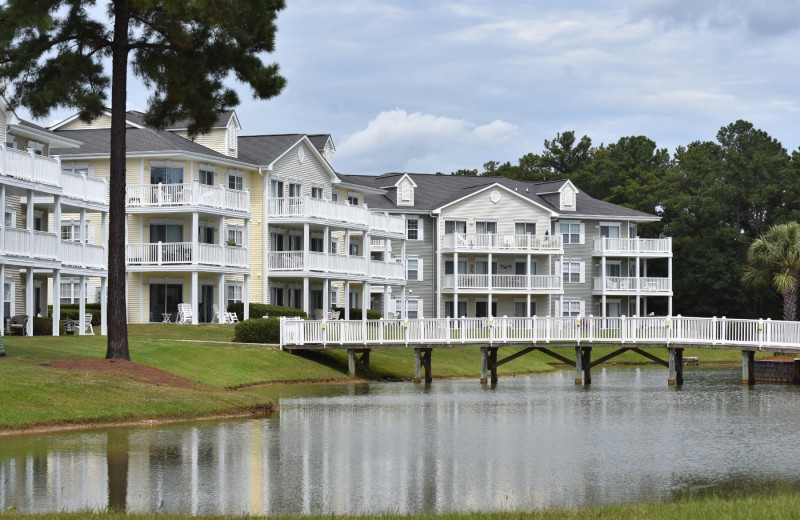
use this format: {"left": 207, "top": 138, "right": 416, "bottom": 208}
{"left": 2, "top": 493, "right": 800, "bottom": 519}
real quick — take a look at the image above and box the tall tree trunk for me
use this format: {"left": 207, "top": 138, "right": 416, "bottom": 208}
{"left": 106, "top": 0, "right": 131, "bottom": 360}
{"left": 782, "top": 285, "right": 798, "bottom": 322}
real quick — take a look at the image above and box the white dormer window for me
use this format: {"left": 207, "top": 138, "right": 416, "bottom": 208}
{"left": 400, "top": 182, "right": 411, "bottom": 201}
{"left": 563, "top": 188, "right": 574, "bottom": 206}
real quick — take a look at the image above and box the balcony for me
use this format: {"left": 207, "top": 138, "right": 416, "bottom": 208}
{"left": 442, "top": 233, "right": 562, "bottom": 253}
{"left": 1, "top": 148, "right": 108, "bottom": 204}
{"left": 268, "top": 197, "right": 405, "bottom": 236}
{"left": 61, "top": 241, "right": 105, "bottom": 269}
{"left": 126, "top": 242, "right": 248, "bottom": 268}
{"left": 593, "top": 276, "right": 671, "bottom": 294}
{"left": 268, "top": 251, "right": 405, "bottom": 281}
{"left": 2, "top": 228, "right": 58, "bottom": 260}
{"left": 126, "top": 182, "right": 250, "bottom": 213}
{"left": 442, "top": 274, "right": 562, "bottom": 292}
{"left": 593, "top": 237, "right": 672, "bottom": 256}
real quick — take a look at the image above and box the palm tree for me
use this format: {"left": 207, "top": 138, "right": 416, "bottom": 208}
{"left": 742, "top": 222, "right": 800, "bottom": 321}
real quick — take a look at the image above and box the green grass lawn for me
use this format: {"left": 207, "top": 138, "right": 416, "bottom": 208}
{"left": 3, "top": 493, "right": 800, "bottom": 519}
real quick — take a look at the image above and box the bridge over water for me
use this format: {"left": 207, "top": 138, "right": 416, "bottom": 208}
{"left": 280, "top": 315, "right": 800, "bottom": 386}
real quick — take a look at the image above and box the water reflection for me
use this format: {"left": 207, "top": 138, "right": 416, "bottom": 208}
{"left": 2, "top": 367, "right": 800, "bottom": 515}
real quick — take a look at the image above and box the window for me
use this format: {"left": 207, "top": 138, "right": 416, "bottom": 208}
{"left": 288, "top": 182, "right": 302, "bottom": 198}
{"left": 407, "top": 299, "right": 420, "bottom": 319}
{"left": 407, "top": 218, "right": 422, "bottom": 240}
{"left": 199, "top": 167, "right": 214, "bottom": 186}
{"left": 59, "top": 279, "right": 95, "bottom": 305}
{"left": 28, "top": 141, "right": 44, "bottom": 155}
{"left": 349, "top": 290, "right": 360, "bottom": 309}
{"left": 227, "top": 226, "right": 243, "bottom": 247}
{"left": 150, "top": 222, "right": 183, "bottom": 243}
{"left": 515, "top": 222, "right": 536, "bottom": 235}
{"left": 61, "top": 221, "right": 93, "bottom": 243}
{"left": 445, "top": 301, "right": 467, "bottom": 318}
{"left": 347, "top": 192, "right": 359, "bottom": 206}
{"left": 150, "top": 161, "right": 184, "bottom": 184}
{"left": 4, "top": 210, "right": 14, "bottom": 228}
{"left": 271, "top": 287, "right": 284, "bottom": 306}
{"left": 228, "top": 171, "right": 244, "bottom": 191}
{"left": 560, "top": 222, "right": 582, "bottom": 244}
{"left": 288, "top": 235, "right": 302, "bottom": 251}
{"left": 331, "top": 191, "right": 339, "bottom": 202}
{"left": 270, "top": 232, "right": 284, "bottom": 251}
{"left": 5, "top": 136, "right": 16, "bottom": 149}
{"left": 475, "top": 301, "right": 497, "bottom": 318}
{"left": 445, "top": 260, "right": 467, "bottom": 275}
{"left": 600, "top": 223, "right": 620, "bottom": 238}
{"left": 445, "top": 220, "right": 466, "bottom": 234}
{"left": 288, "top": 288, "right": 302, "bottom": 310}
{"left": 149, "top": 282, "right": 182, "bottom": 323}
{"left": 515, "top": 260, "right": 536, "bottom": 275}
{"left": 62, "top": 162, "right": 90, "bottom": 177}
{"left": 199, "top": 223, "right": 215, "bottom": 244}
{"left": 400, "top": 182, "right": 411, "bottom": 201}
{"left": 226, "top": 283, "right": 243, "bottom": 308}
{"left": 270, "top": 179, "right": 284, "bottom": 198}
{"left": 562, "top": 260, "right": 583, "bottom": 283}
{"left": 311, "top": 186, "right": 324, "bottom": 199}
{"left": 349, "top": 242, "right": 359, "bottom": 256}
{"left": 515, "top": 301, "right": 536, "bottom": 317}
{"left": 329, "top": 238, "right": 339, "bottom": 254}
{"left": 606, "top": 261, "right": 621, "bottom": 277}
{"left": 310, "top": 237, "right": 324, "bottom": 252}
{"left": 476, "top": 220, "right": 497, "bottom": 235}
{"left": 227, "top": 121, "right": 238, "bottom": 154}
{"left": 33, "top": 211, "right": 44, "bottom": 232}
{"left": 407, "top": 258, "right": 422, "bottom": 281}
{"left": 562, "top": 299, "right": 583, "bottom": 317}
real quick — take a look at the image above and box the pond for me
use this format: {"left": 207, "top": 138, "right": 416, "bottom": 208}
{"left": 2, "top": 366, "right": 800, "bottom": 516}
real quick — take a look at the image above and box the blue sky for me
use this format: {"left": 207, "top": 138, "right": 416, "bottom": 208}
{"left": 30, "top": 0, "right": 800, "bottom": 175}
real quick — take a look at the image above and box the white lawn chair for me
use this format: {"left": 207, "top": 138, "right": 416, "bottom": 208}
{"left": 177, "top": 303, "right": 193, "bottom": 324}
{"left": 226, "top": 309, "right": 239, "bottom": 323}
{"left": 212, "top": 304, "right": 225, "bottom": 324}
{"left": 84, "top": 314, "right": 95, "bottom": 335}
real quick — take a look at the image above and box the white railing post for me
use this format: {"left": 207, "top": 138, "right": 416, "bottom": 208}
{"left": 545, "top": 315, "right": 550, "bottom": 343}
{"left": 712, "top": 316, "right": 717, "bottom": 346}
{"left": 378, "top": 317, "right": 384, "bottom": 345}
{"left": 532, "top": 315, "right": 538, "bottom": 343}
{"left": 766, "top": 318, "right": 772, "bottom": 348}
{"left": 665, "top": 316, "right": 671, "bottom": 345}
{"left": 446, "top": 316, "right": 451, "bottom": 345}
{"left": 157, "top": 241, "right": 163, "bottom": 265}
{"left": 757, "top": 318, "right": 764, "bottom": 350}
{"left": 720, "top": 316, "right": 727, "bottom": 345}
{"left": 404, "top": 318, "right": 409, "bottom": 346}
{"left": 588, "top": 315, "right": 594, "bottom": 343}
{"left": 321, "top": 318, "right": 327, "bottom": 347}
{"left": 488, "top": 316, "right": 494, "bottom": 346}
{"left": 620, "top": 314, "right": 627, "bottom": 344}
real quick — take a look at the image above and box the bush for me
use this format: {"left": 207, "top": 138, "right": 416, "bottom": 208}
{"left": 226, "top": 303, "right": 307, "bottom": 322}
{"left": 234, "top": 318, "right": 280, "bottom": 344}
{"left": 332, "top": 307, "right": 382, "bottom": 320}
{"left": 33, "top": 317, "right": 55, "bottom": 336}
{"left": 59, "top": 308, "right": 101, "bottom": 325}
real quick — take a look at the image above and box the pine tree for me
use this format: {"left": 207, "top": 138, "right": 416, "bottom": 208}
{"left": 0, "top": 0, "right": 287, "bottom": 359}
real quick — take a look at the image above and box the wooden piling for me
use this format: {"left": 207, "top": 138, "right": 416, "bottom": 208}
{"left": 668, "top": 347, "right": 684, "bottom": 386}
{"left": 742, "top": 350, "right": 755, "bottom": 386}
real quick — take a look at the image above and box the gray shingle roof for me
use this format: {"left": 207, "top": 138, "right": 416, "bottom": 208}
{"left": 341, "top": 172, "right": 657, "bottom": 220}
{"left": 237, "top": 134, "right": 330, "bottom": 166}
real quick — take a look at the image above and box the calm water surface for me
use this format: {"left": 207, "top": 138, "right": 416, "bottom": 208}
{"left": 3, "top": 366, "right": 800, "bottom": 516}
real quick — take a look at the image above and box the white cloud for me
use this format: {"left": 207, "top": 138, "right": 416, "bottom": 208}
{"left": 336, "top": 109, "right": 518, "bottom": 174}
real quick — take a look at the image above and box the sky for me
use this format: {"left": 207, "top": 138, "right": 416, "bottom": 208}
{"left": 25, "top": 0, "right": 800, "bottom": 175}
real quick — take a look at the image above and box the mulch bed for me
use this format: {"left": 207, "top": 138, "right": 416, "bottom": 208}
{"left": 49, "top": 359, "right": 199, "bottom": 388}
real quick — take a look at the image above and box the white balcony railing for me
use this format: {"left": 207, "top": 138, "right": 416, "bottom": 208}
{"left": 2, "top": 228, "right": 58, "bottom": 259}
{"left": 126, "top": 182, "right": 250, "bottom": 213}
{"left": 593, "top": 276, "right": 671, "bottom": 293}
{"left": 369, "top": 212, "right": 406, "bottom": 235}
{"left": 60, "top": 172, "right": 107, "bottom": 204}
{"left": 442, "top": 233, "right": 562, "bottom": 253}
{"left": 593, "top": 237, "right": 672, "bottom": 255}
{"left": 269, "top": 197, "right": 370, "bottom": 227}
{"left": 126, "top": 242, "right": 247, "bottom": 268}
{"left": 268, "top": 251, "right": 403, "bottom": 280}
{"left": 61, "top": 241, "right": 106, "bottom": 269}
{"left": 442, "top": 274, "right": 562, "bottom": 291}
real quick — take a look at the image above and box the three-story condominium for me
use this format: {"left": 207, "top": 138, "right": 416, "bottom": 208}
{"left": 342, "top": 173, "right": 672, "bottom": 319}
{"left": 0, "top": 98, "right": 109, "bottom": 336}
{"left": 46, "top": 109, "right": 406, "bottom": 324}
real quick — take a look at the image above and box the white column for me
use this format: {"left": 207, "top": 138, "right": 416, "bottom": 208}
{"left": 243, "top": 274, "right": 250, "bottom": 320}
{"left": 635, "top": 257, "right": 640, "bottom": 316}
{"left": 0, "top": 184, "right": 6, "bottom": 254}
{"left": 402, "top": 285, "right": 407, "bottom": 319}
{"left": 344, "top": 281, "right": 351, "bottom": 320}
{"left": 303, "top": 222, "right": 309, "bottom": 273}
{"left": 54, "top": 196, "right": 62, "bottom": 260}
{"left": 362, "top": 282, "right": 370, "bottom": 321}
{"left": 668, "top": 256, "right": 673, "bottom": 316}
{"left": 52, "top": 270, "right": 61, "bottom": 336}
{"left": 262, "top": 171, "right": 270, "bottom": 304}
{"left": 303, "top": 277, "right": 310, "bottom": 316}
{"left": 191, "top": 271, "right": 199, "bottom": 324}
{"left": 323, "top": 279, "right": 329, "bottom": 312}
{"left": 100, "top": 275, "right": 107, "bottom": 335}
{"left": 78, "top": 274, "right": 86, "bottom": 336}
{"left": 0, "top": 264, "right": 5, "bottom": 336}
{"left": 601, "top": 256, "right": 607, "bottom": 317}
{"left": 191, "top": 212, "right": 199, "bottom": 265}
{"left": 383, "top": 285, "right": 390, "bottom": 317}
{"left": 218, "top": 273, "right": 225, "bottom": 322}
{"left": 79, "top": 208, "right": 87, "bottom": 266}
{"left": 26, "top": 189, "right": 33, "bottom": 257}
{"left": 219, "top": 216, "right": 226, "bottom": 266}
{"left": 24, "top": 268, "right": 34, "bottom": 335}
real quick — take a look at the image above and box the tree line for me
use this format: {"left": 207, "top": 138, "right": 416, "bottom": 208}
{"left": 439, "top": 121, "right": 800, "bottom": 320}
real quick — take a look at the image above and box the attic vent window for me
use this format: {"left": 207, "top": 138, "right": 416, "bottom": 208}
{"left": 564, "top": 189, "right": 574, "bottom": 206}
{"left": 400, "top": 183, "right": 411, "bottom": 201}
{"left": 227, "top": 122, "right": 238, "bottom": 154}
{"left": 298, "top": 147, "right": 305, "bottom": 163}
{"left": 490, "top": 190, "right": 502, "bottom": 204}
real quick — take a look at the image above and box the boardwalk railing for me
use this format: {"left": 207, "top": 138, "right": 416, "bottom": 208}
{"left": 280, "top": 315, "right": 800, "bottom": 351}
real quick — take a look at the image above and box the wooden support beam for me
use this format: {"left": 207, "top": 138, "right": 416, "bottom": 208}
{"left": 347, "top": 349, "right": 371, "bottom": 378}
{"left": 489, "top": 348, "right": 498, "bottom": 384}
{"left": 495, "top": 347, "right": 537, "bottom": 368}
{"left": 630, "top": 348, "right": 668, "bottom": 367}
{"left": 582, "top": 347, "right": 592, "bottom": 385}
{"left": 534, "top": 347, "right": 575, "bottom": 367}
{"left": 414, "top": 348, "right": 433, "bottom": 384}
{"left": 575, "top": 346, "right": 583, "bottom": 385}
{"left": 668, "top": 347, "right": 685, "bottom": 386}
{"left": 742, "top": 350, "right": 755, "bottom": 386}
{"left": 590, "top": 347, "right": 630, "bottom": 368}
{"left": 481, "top": 347, "right": 488, "bottom": 384}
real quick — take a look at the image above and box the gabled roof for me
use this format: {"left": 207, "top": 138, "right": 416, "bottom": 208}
{"left": 237, "top": 134, "right": 340, "bottom": 182}
{"left": 341, "top": 172, "right": 658, "bottom": 221}
{"left": 11, "top": 120, "right": 82, "bottom": 149}
{"left": 164, "top": 110, "right": 238, "bottom": 132}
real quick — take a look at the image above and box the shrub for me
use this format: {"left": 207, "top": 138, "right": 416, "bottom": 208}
{"left": 332, "top": 307, "right": 382, "bottom": 320}
{"left": 33, "top": 317, "right": 55, "bottom": 336}
{"left": 59, "top": 308, "right": 101, "bottom": 325}
{"left": 227, "top": 303, "right": 307, "bottom": 322}
{"left": 234, "top": 318, "right": 280, "bottom": 344}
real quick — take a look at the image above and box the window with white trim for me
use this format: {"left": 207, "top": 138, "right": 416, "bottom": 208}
{"left": 270, "top": 178, "right": 284, "bottom": 197}
{"left": 62, "top": 162, "right": 91, "bottom": 177}
{"left": 407, "top": 217, "right": 423, "bottom": 240}
{"left": 199, "top": 222, "right": 215, "bottom": 244}
{"left": 331, "top": 191, "right": 339, "bottom": 202}
{"left": 515, "top": 300, "right": 536, "bottom": 317}
{"left": 515, "top": 222, "right": 536, "bottom": 235}
{"left": 228, "top": 171, "right": 244, "bottom": 191}
{"left": 199, "top": 166, "right": 215, "bottom": 186}
{"left": 310, "top": 237, "right": 323, "bottom": 252}
{"left": 396, "top": 298, "right": 422, "bottom": 319}
{"left": 28, "top": 141, "right": 45, "bottom": 155}
{"left": 347, "top": 192, "right": 359, "bottom": 206}
{"left": 227, "top": 225, "right": 243, "bottom": 247}
{"left": 329, "top": 238, "right": 339, "bottom": 254}
{"left": 4, "top": 210, "right": 15, "bottom": 228}
{"left": 559, "top": 222, "right": 583, "bottom": 244}
{"left": 288, "top": 181, "right": 302, "bottom": 198}
{"left": 226, "top": 282, "right": 243, "bottom": 308}
{"left": 60, "top": 279, "right": 95, "bottom": 304}
{"left": 311, "top": 186, "right": 324, "bottom": 199}
{"left": 475, "top": 220, "right": 497, "bottom": 235}
{"left": 562, "top": 259, "right": 584, "bottom": 283}
{"left": 227, "top": 120, "right": 238, "bottom": 155}
{"left": 600, "top": 222, "right": 621, "bottom": 238}
{"left": 61, "top": 220, "right": 94, "bottom": 243}
{"left": 150, "top": 161, "right": 184, "bottom": 184}
{"left": 562, "top": 299, "right": 584, "bottom": 317}
{"left": 407, "top": 257, "right": 422, "bottom": 281}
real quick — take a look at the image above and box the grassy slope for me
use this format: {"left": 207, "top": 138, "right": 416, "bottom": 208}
{"left": 3, "top": 494, "right": 800, "bottom": 519}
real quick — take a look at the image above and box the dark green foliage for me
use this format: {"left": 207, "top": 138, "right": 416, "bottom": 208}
{"left": 32, "top": 317, "right": 54, "bottom": 336}
{"left": 332, "top": 307, "right": 382, "bottom": 320}
{"left": 234, "top": 318, "right": 280, "bottom": 344}
{"left": 226, "top": 303, "right": 307, "bottom": 322}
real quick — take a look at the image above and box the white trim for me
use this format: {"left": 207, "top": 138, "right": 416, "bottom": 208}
{"left": 433, "top": 183, "right": 559, "bottom": 217}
